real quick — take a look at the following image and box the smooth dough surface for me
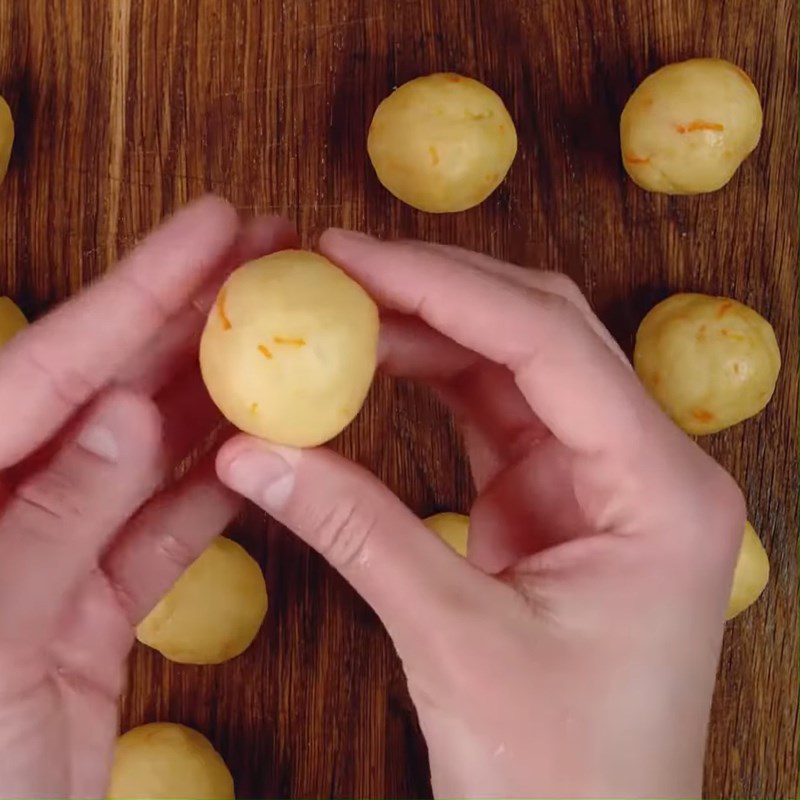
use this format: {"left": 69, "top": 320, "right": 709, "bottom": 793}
{"left": 136, "top": 536, "right": 267, "bottom": 665}
{"left": 0, "top": 95, "right": 12, "bottom": 184}
{"left": 424, "top": 512, "right": 470, "bottom": 557}
{"left": 620, "top": 58, "right": 762, "bottom": 194}
{"left": 0, "top": 297, "right": 27, "bottom": 347}
{"left": 634, "top": 293, "right": 780, "bottom": 435}
{"left": 367, "top": 73, "right": 517, "bottom": 212}
{"left": 727, "top": 521, "right": 769, "bottom": 620}
{"left": 107, "top": 723, "right": 234, "bottom": 799}
{"left": 200, "top": 250, "right": 378, "bottom": 447}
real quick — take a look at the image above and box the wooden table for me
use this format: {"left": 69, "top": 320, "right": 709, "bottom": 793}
{"left": 1, "top": 1, "right": 797, "bottom": 797}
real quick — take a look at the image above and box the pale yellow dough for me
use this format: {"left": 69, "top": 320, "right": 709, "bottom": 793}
{"left": 367, "top": 73, "right": 518, "bottom": 212}
{"left": 634, "top": 293, "right": 780, "bottom": 435}
{"left": 727, "top": 522, "right": 769, "bottom": 620}
{"left": 136, "top": 537, "right": 267, "bottom": 665}
{"left": 0, "top": 95, "right": 13, "bottom": 184}
{"left": 620, "top": 58, "right": 762, "bottom": 194}
{"left": 424, "top": 512, "right": 470, "bottom": 558}
{"left": 0, "top": 297, "right": 27, "bottom": 347}
{"left": 200, "top": 250, "right": 378, "bottom": 447}
{"left": 107, "top": 723, "right": 234, "bottom": 799}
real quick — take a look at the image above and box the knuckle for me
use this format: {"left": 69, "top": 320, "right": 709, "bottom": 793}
{"left": 14, "top": 469, "right": 85, "bottom": 531}
{"left": 311, "top": 501, "right": 377, "bottom": 572}
{"left": 548, "top": 272, "right": 585, "bottom": 304}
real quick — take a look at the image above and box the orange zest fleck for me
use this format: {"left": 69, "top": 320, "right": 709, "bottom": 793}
{"left": 250, "top": 402, "right": 259, "bottom": 413}
{"left": 257, "top": 344, "right": 273, "bottom": 359}
{"left": 624, "top": 153, "right": 650, "bottom": 164}
{"left": 651, "top": 372, "right": 661, "bottom": 387}
{"left": 445, "top": 74, "right": 461, "bottom": 82}
{"left": 696, "top": 325, "right": 707, "bottom": 342}
{"left": 692, "top": 408, "right": 714, "bottom": 422}
{"left": 217, "top": 289, "right": 232, "bottom": 331}
{"left": 273, "top": 336, "right": 306, "bottom": 347}
{"left": 676, "top": 120, "right": 724, "bottom": 134}
{"left": 716, "top": 301, "right": 733, "bottom": 318}
{"left": 429, "top": 146, "right": 440, "bottom": 166}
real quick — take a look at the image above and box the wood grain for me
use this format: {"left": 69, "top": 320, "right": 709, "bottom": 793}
{"left": 1, "top": 0, "right": 797, "bottom": 797}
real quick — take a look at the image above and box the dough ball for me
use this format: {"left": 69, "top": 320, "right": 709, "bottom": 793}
{"left": 727, "top": 521, "right": 769, "bottom": 620}
{"left": 620, "top": 58, "right": 762, "bottom": 194}
{"left": 0, "top": 95, "right": 13, "bottom": 184}
{"left": 107, "top": 723, "right": 234, "bottom": 799}
{"left": 200, "top": 250, "right": 378, "bottom": 447}
{"left": 424, "top": 512, "right": 470, "bottom": 557}
{"left": 367, "top": 73, "right": 517, "bottom": 212}
{"left": 136, "top": 537, "right": 267, "bottom": 665}
{"left": 0, "top": 297, "right": 27, "bottom": 347}
{"left": 634, "top": 293, "right": 780, "bottom": 435}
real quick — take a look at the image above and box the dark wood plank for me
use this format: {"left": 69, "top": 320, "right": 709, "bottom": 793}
{"left": 0, "top": 0, "right": 796, "bottom": 797}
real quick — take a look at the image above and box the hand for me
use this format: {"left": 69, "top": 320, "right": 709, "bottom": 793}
{"left": 217, "top": 231, "right": 745, "bottom": 799}
{"left": 0, "top": 197, "right": 295, "bottom": 798}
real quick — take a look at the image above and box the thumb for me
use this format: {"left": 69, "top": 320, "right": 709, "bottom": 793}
{"left": 216, "top": 435, "right": 482, "bottom": 644}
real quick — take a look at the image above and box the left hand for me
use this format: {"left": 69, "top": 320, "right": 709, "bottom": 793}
{"left": 0, "top": 196, "right": 295, "bottom": 798}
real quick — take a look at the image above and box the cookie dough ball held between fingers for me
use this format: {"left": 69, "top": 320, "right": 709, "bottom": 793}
{"left": 0, "top": 297, "right": 27, "bottom": 347}
{"left": 620, "top": 58, "right": 762, "bottom": 194}
{"left": 368, "top": 73, "right": 518, "bottom": 212}
{"left": 424, "top": 512, "right": 470, "bottom": 557}
{"left": 727, "top": 522, "right": 769, "bottom": 620}
{"left": 634, "top": 293, "right": 780, "bottom": 435}
{"left": 200, "top": 250, "right": 379, "bottom": 447}
{"left": 107, "top": 723, "right": 234, "bottom": 799}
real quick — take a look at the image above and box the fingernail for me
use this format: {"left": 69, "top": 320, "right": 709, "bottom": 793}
{"left": 77, "top": 424, "right": 119, "bottom": 463}
{"left": 328, "top": 228, "right": 377, "bottom": 243}
{"left": 223, "top": 448, "right": 295, "bottom": 509}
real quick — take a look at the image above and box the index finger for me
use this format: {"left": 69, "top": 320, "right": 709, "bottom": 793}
{"left": 319, "top": 230, "right": 653, "bottom": 456}
{"left": 0, "top": 195, "right": 239, "bottom": 467}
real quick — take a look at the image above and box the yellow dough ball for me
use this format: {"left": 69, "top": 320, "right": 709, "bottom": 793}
{"left": 727, "top": 522, "right": 769, "bottom": 620}
{"left": 136, "top": 537, "right": 267, "bottom": 665}
{"left": 367, "top": 73, "right": 518, "bottom": 212}
{"left": 107, "top": 723, "right": 234, "bottom": 799}
{"left": 0, "top": 297, "right": 27, "bottom": 347}
{"left": 620, "top": 58, "right": 762, "bottom": 194}
{"left": 634, "top": 293, "right": 780, "bottom": 435}
{"left": 200, "top": 250, "right": 378, "bottom": 447}
{"left": 424, "top": 512, "right": 470, "bottom": 557}
{"left": 0, "top": 95, "right": 13, "bottom": 184}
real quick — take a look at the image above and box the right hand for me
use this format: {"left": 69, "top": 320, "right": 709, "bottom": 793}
{"left": 217, "top": 231, "right": 745, "bottom": 799}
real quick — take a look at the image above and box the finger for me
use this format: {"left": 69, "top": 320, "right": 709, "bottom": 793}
{"left": 118, "top": 215, "right": 299, "bottom": 395}
{"left": 405, "top": 241, "right": 629, "bottom": 363}
{"left": 320, "top": 230, "right": 649, "bottom": 456}
{"left": 216, "top": 435, "right": 494, "bottom": 648}
{"left": 0, "top": 390, "right": 163, "bottom": 641}
{"left": 0, "top": 195, "right": 238, "bottom": 468}
{"left": 102, "top": 454, "right": 242, "bottom": 623}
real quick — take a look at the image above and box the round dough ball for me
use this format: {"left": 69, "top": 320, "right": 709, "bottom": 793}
{"left": 424, "top": 512, "right": 470, "bottom": 557}
{"left": 136, "top": 536, "right": 267, "bottom": 665}
{"left": 727, "top": 521, "right": 769, "bottom": 620}
{"left": 367, "top": 73, "right": 517, "bottom": 212}
{"left": 620, "top": 58, "right": 762, "bottom": 194}
{"left": 108, "top": 723, "right": 234, "bottom": 799}
{"left": 0, "top": 95, "right": 13, "bottom": 184}
{"left": 634, "top": 293, "right": 780, "bottom": 435}
{"left": 200, "top": 250, "right": 378, "bottom": 447}
{"left": 0, "top": 297, "right": 27, "bottom": 348}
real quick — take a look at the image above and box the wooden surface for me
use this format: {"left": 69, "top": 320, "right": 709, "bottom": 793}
{"left": 1, "top": 1, "right": 797, "bottom": 797}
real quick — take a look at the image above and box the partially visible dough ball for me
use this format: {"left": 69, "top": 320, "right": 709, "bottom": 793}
{"left": 0, "top": 297, "right": 27, "bottom": 347}
{"left": 0, "top": 95, "right": 13, "bottom": 184}
{"left": 368, "top": 73, "right": 517, "bottom": 212}
{"left": 727, "top": 521, "right": 769, "bottom": 620}
{"left": 107, "top": 723, "right": 234, "bottom": 800}
{"left": 634, "top": 293, "right": 780, "bottom": 435}
{"left": 200, "top": 250, "right": 378, "bottom": 447}
{"left": 424, "top": 512, "right": 470, "bottom": 557}
{"left": 620, "top": 58, "right": 762, "bottom": 194}
{"left": 137, "top": 537, "right": 267, "bottom": 665}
